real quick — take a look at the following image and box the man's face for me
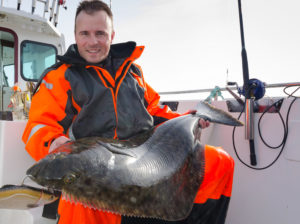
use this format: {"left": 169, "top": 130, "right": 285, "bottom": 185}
{"left": 75, "top": 10, "right": 115, "bottom": 63}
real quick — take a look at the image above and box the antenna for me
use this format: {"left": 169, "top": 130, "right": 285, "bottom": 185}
{"left": 238, "top": 0, "right": 250, "bottom": 96}
{"left": 237, "top": 0, "right": 257, "bottom": 166}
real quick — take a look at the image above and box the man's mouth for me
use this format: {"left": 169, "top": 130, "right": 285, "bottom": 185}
{"left": 87, "top": 49, "right": 100, "bottom": 54}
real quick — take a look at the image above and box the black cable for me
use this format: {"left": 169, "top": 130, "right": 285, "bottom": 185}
{"left": 232, "top": 95, "right": 298, "bottom": 170}
{"left": 283, "top": 85, "right": 300, "bottom": 98}
{"left": 258, "top": 98, "right": 286, "bottom": 149}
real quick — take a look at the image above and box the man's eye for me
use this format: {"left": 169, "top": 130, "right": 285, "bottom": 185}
{"left": 80, "top": 32, "right": 88, "bottom": 36}
{"left": 96, "top": 32, "right": 106, "bottom": 37}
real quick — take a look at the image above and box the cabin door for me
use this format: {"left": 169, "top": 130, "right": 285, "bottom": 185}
{"left": 0, "top": 29, "right": 16, "bottom": 113}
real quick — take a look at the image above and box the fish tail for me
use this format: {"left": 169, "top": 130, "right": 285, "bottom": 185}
{"left": 196, "top": 101, "right": 243, "bottom": 126}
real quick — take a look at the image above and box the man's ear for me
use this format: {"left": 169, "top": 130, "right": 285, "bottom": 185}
{"left": 111, "top": 30, "right": 115, "bottom": 43}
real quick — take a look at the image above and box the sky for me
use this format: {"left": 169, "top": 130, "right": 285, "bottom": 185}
{"left": 3, "top": 0, "right": 300, "bottom": 99}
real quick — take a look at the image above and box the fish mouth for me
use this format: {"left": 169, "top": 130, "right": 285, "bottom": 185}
{"left": 24, "top": 174, "right": 37, "bottom": 184}
{"left": 26, "top": 152, "right": 77, "bottom": 190}
{"left": 22, "top": 175, "right": 61, "bottom": 198}
{"left": 25, "top": 174, "right": 61, "bottom": 193}
{"left": 26, "top": 165, "right": 41, "bottom": 182}
{"left": 26, "top": 165, "right": 66, "bottom": 191}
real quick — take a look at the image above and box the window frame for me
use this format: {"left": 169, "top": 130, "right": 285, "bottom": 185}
{"left": 0, "top": 27, "right": 18, "bottom": 84}
{"left": 20, "top": 40, "right": 57, "bottom": 82}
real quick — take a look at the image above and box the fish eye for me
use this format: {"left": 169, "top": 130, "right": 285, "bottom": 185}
{"left": 63, "top": 173, "right": 77, "bottom": 184}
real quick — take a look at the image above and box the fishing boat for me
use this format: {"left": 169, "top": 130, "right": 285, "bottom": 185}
{"left": 0, "top": 0, "right": 299, "bottom": 223}
{"left": 0, "top": 0, "right": 65, "bottom": 223}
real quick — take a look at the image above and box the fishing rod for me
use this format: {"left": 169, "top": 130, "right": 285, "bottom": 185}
{"left": 237, "top": 0, "right": 257, "bottom": 166}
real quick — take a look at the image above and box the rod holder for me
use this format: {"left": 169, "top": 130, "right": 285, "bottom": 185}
{"left": 245, "top": 98, "right": 254, "bottom": 140}
{"left": 245, "top": 98, "right": 257, "bottom": 165}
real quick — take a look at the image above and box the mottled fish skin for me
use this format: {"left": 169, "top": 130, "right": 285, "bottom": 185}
{"left": 26, "top": 103, "right": 242, "bottom": 221}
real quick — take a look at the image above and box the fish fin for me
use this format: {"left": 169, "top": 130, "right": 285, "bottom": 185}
{"left": 62, "top": 191, "right": 122, "bottom": 215}
{"left": 96, "top": 141, "right": 137, "bottom": 158}
{"left": 196, "top": 101, "right": 243, "bottom": 126}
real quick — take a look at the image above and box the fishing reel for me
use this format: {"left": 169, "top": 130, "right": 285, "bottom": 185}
{"left": 228, "top": 78, "right": 266, "bottom": 101}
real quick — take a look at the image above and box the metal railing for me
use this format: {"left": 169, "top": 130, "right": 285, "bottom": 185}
{"left": 158, "top": 82, "right": 300, "bottom": 95}
{"left": 0, "top": 0, "right": 66, "bottom": 26}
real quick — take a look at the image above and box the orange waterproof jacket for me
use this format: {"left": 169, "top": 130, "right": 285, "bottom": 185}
{"left": 22, "top": 42, "right": 181, "bottom": 223}
{"left": 22, "top": 42, "right": 181, "bottom": 161}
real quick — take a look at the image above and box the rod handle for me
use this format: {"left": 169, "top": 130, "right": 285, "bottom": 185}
{"left": 250, "top": 139, "right": 257, "bottom": 166}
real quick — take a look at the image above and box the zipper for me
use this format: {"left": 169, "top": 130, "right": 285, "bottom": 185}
{"left": 86, "top": 60, "right": 133, "bottom": 139}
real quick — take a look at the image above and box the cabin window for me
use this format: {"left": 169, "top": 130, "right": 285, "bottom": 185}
{"left": 0, "top": 29, "right": 17, "bottom": 113}
{"left": 3, "top": 65, "right": 14, "bottom": 87}
{"left": 21, "top": 41, "right": 57, "bottom": 81}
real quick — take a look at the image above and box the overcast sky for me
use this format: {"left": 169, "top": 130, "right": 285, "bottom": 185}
{"left": 4, "top": 0, "right": 300, "bottom": 98}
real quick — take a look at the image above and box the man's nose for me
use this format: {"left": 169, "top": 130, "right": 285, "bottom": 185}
{"left": 89, "top": 34, "right": 98, "bottom": 45}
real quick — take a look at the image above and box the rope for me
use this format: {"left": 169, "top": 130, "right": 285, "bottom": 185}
{"left": 205, "top": 86, "right": 224, "bottom": 103}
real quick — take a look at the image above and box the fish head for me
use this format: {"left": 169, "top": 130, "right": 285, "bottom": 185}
{"left": 26, "top": 152, "right": 84, "bottom": 190}
{"left": 26, "top": 143, "right": 116, "bottom": 202}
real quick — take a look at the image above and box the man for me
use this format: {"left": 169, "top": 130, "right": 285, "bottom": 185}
{"left": 22, "top": 1, "right": 233, "bottom": 224}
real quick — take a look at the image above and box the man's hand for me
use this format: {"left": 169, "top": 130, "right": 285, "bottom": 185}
{"left": 187, "top": 110, "right": 210, "bottom": 129}
{"left": 49, "top": 136, "right": 70, "bottom": 153}
{"left": 199, "top": 118, "right": 210, "bottom": 129}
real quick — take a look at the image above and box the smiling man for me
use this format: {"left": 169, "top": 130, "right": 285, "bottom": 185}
{"left": 75, "top": 5, "right": 115, "bottom": 63}
{"left": 22, "top": 1, "right": 184, "bottom": 223}
{"left": 22, "top": 1, "right": 234, "bottom": 224}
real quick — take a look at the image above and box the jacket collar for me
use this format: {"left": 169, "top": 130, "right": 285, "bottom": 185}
{"left": 57, "top": 41, "right": 137, "bottom": 66}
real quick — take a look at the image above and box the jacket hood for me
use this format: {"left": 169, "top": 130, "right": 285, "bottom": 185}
{"left": 57, "top": 41, "right": 137, "bottom": 66}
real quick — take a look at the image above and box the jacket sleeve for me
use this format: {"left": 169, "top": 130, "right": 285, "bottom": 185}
{"left": 144, "top": 82, "right": 182, "bottom": 125}
{"left": 131, "top": 63, "right": 182, "bottom": 125}
{"left": 22, "top": 64, "right": 75, "bottom": 161}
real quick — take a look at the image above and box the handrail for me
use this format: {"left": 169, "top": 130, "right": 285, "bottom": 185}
{"left": 0, "top": 0, "right": 66, "bottom": 27}
{"left": 158, "top": 82, "right": 300, "bottom": 95}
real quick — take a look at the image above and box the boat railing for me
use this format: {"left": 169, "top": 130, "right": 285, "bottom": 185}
{"left": 158, "top": 82, "right": 300, "bottom": 95}
{"left": 0, "top": 0, "right": 67, "bottom": 26}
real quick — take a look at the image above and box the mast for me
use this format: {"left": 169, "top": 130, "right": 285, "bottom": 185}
{"left": 237, "top": 0, "right": 257, "bottom": 166}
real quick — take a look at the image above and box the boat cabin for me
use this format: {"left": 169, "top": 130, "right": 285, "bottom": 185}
{"left": 0, "top": 0, "right": 65, "bottom": 117}
{"left": 1, "top": 1, "right": 300, "bottom": 224}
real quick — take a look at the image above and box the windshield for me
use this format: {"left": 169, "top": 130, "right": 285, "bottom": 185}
{"left": 21, "top": 41, "right": 57, "bottom": 81}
